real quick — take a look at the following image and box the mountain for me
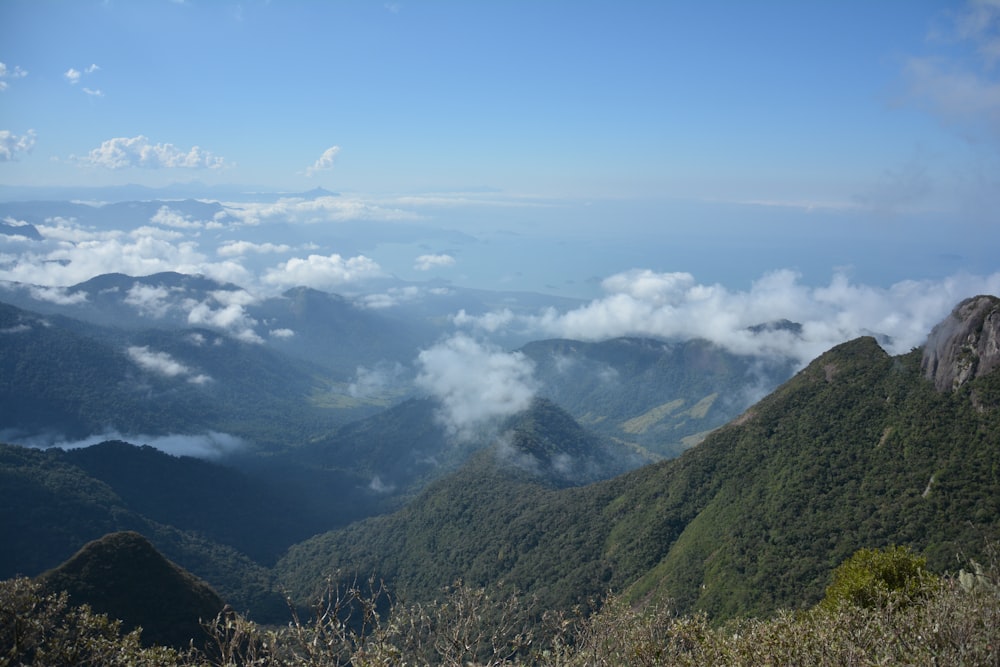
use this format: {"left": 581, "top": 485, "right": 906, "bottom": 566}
{"left": 921, "top": 293, "right": 1000, "bottom": 391}
{"left": 0, "top": 441, "right": 288, "bottom": 620}
{"left": 277, "top": 297, "right": 1000, "bottom": 620}
{"left": 37, "top": 531, "right": 224, "bottom": 649}
{"left": 520, "top": 336, "right": 796, "bottom": 457}
{"left": 0, "top": 217, "right": 42, "bottom": 240}
{"left": 60, "top": 441, "right": 335, "bottom": 564}
{"left": 0, "top": 299, "right": 370, "bottom": 446}
{"left": 276, "top": 399, "right": 634, "bottom": 608}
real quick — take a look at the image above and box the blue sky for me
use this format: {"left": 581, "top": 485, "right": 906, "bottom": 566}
{"left": 2, "top": 0, "right": 996, "bottom": 202}
{"left": 1, "top": 1, "right": 999, "bottom": 345}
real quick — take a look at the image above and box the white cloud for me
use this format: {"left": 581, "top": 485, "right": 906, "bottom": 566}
{"left": 0, "top": 62, "right": 28, "bottom": 91}
{"left": 262, "top": 253, "right": 382, "bottom": 291}
{"left": 28, "top": 285, "right": 89, "bottom": 305}
{"left": 456, "top": 268, "right": 1000, "bottom": 367}
{"left": 415, "top": 333, "right": 538, "bottom": 440}
{"left": 0, "top": 129, "right": 36, "bottom": 161}
{"left": 151, "top": 206, "right": 204, "bottom": 229}
{"left": 269, "top": 328, "right": 295, "bottom": 339}
{"left": 414, "top": 253, "right": 456, "bottom": 271}
{"left": 184, "top": 290, "right": 262, "bottom": 343}
{"left": 228, "top": 195, "right": 422, "bottom": 226}
{"left": 36, "top": 430, "right": 245, "bottom": 459}
{"left": 0, "top": 218, "right": 254, "bottom": 289}
{"left": 127, "top": 345, "right": 210, "bottom": 383}
{"left": 65, "top": 63, "right": 100, "bottom": 92}
{"left": 124, "top": 284, "right": 174, "bottom": 318}
{"left": 217, "top": 240, "right": 292, "bottom": 257}
{"left": 75, "top": 135, "right": 227, "bottom": 169}
{"left": 360, "top": 285, "right": 422, "bottom": 309}
{"left": 306, "top": 145, "right": 341, "bottom": 176}
{"left": 453, "top": 307, "right": 516, "bottom": 333}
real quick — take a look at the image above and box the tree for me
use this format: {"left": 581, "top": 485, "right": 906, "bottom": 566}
{"left": 820, "top": 545, "right": 939, "bottom": 611}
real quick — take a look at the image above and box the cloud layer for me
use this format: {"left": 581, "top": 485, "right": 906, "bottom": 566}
{"left": 415, "top": 333, "right": 539, "bottom": 440}
{"left": 456, "top": 268, "right": 1000, "bottom": 367}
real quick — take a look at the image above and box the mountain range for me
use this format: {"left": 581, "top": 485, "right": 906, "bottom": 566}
{"left": 1, "top": 261, "right": 998, "bottom": 643}
{"left": 278, "top": 296, "right": 1000, "bottom": 620}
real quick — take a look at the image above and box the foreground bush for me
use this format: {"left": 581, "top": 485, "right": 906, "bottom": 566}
{"left": 3, "top": 549, "right": 998, "bottom": 666}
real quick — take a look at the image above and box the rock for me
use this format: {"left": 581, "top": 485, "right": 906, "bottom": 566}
{"left": 921, "top": 295, "right": 1000, "bottom": 392}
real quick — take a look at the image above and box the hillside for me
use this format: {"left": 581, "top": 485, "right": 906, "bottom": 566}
{"left": 38, "top": 531, "right": 224, "bottom": 649}
{"left": 277, "top": 296, "right": 1000, "bottom": 620}
{"left": 0, "top": 300, "right": 367, "bottom": 446}
{"left": 0, "top": 442, "right": 286, "bottom": 620}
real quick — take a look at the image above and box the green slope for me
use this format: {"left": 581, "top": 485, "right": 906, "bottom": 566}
{"left": 277, "top": 334, "right": 1000, "bottom": 621}
{"left": 0, "top": 442, "right": 284, "bottom": 620}
{"left": 38, "top": 531, "right": 225, "bottom": 649}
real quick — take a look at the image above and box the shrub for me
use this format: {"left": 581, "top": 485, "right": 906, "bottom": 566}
{"left": 820, "top": 545, "right": 939, "bottom": 611}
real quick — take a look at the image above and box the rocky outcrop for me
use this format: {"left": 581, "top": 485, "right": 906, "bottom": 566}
{"left": 921, "top": 295, "right": 1000, "bottom": 392}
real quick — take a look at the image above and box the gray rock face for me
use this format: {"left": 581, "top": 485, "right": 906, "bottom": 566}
{"left": 921, "top": 295, "right": 1000, "bottom": 392}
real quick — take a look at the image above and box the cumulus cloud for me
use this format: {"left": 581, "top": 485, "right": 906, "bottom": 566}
{"left": 64, "top": 68, "right": 81, "bottom": 84}
{"left": 75, "top": 135, "right": 227, "bottom": 169}
{"left": 306, "top": 145, "right": 341, "bottom": 176}
{"left": 127, "top": 345, "right": 211, "bottom": 384}
{"left": 184, "top": 289, "right": 262, "bottom": 343}
{"left": 262, "top": 253, "right": 382, "bottom": 292}
{"left": 455, "top": 268, "right": 1000, "bottom": 367}
{"left": 414, "top": 253, "right": 456, "bottom": 271}
{"left": 0, "top": 129, "right": 36, "bottom": 161}
{"left": 415, "top": 333, "right": 538, "bottom": 440}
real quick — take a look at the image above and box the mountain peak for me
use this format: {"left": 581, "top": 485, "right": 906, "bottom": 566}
{"left": 921, "top": 294, "right": 1000, "bottom": 392}
{"left": 38, "top": 531, "right": 224, "bottom": 649}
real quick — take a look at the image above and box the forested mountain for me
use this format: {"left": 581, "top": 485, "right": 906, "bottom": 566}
{"left": 521, "top": 336, "right": 796, "bottom": 456}
{"left": 277, "top": 296, "right": 1000, "bottom": 621}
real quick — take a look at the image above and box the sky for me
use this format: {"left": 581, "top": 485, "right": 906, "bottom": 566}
{"left": 1, "top": 1, "right": 1000, "bottom": 358}
{"left": 1, "top": 0, "right": 997, "bottom": 199}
